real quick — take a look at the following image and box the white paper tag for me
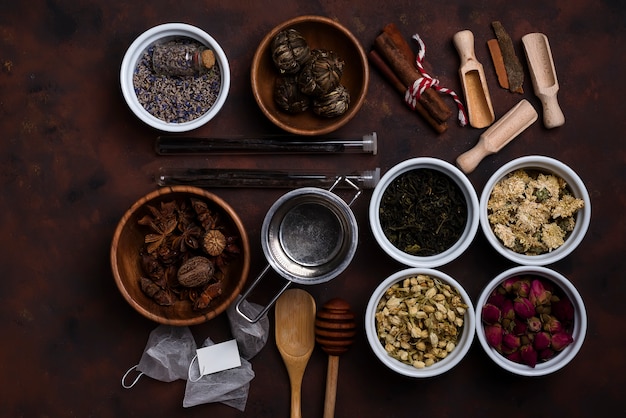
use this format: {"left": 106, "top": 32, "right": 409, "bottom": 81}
{"left": 196, "top": 339, "right": 241, "bottom": 376}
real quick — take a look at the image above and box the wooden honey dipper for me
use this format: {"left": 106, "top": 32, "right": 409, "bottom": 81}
{"left": 314, "top": 298, "right": 356, "bottom": 418}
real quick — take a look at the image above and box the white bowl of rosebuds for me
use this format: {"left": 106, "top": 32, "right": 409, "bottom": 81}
{"left": 120, "top": 23, "right": 230, "bottom": 132}
{"left": 480, "top": 155, "right": 591, "bottom": 266}
{"left": 365, "top": 268, "right": 475, "bottom": 377}
{"left": 475, "top": 266, "right": 587, "bottom": 376}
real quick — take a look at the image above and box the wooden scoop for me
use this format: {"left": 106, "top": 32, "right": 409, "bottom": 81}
{"left": 457, "top": 99, "right": 538, "bottom": 173}
{"left": 275, "top": 289, "right": 316, "bottom": 418}
{"left": 314, "top": 299, "right": 356, "bottom": 418}
{"left": 522, "top": 33, "right": 565, "bottom": 128}
{"left": 453, "top": 30, "right": 495, "bottom": 128}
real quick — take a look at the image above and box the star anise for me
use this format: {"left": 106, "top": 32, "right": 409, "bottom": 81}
{"left": 172, "top": 223, "right": 203, "bottom": 252}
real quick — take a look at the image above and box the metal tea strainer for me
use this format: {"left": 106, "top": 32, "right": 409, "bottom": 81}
{"left": 236, "top": 177, "right": 360, "bottom": 322}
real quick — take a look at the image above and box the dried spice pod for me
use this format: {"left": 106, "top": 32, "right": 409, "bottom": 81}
{"left": 274, "top": 75, "right": 310, "bottom": 113}
{"left": 271, "top": 28, "right": 311, "bottom": 74}
{"left": 177, "top": 256, "right": 215, "bottom": 287}
{"left": 313, "top": 84, "right": 350, "bottom": 118}
{"left": 299, "top": 49, "right": 345, "bottom": 97}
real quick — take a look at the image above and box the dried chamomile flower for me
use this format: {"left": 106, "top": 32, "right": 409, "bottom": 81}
{"left": 487, "top": 169, "right": 585, "bottom": 255}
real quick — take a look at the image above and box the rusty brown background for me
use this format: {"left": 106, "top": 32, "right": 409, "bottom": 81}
{"left": 1, "top": 0, "right": 624, "bottom": 416}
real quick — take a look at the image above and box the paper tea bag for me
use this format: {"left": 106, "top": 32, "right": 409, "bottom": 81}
{"left": 183, "top": 337, "right": 255, "bottom": 410}
{"left": 122, "top": 325, "right": 197, "bottom": 387}
{"left": 227, "top": 296, "right": 269, "bottom": 360}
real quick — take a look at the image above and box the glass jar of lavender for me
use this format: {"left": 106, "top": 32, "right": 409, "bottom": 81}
{"left": 152, "top": 41, "right": 216, "bottom": 76}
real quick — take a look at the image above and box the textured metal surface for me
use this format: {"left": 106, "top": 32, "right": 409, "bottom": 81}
{"left": 1, "top": 0, "right": 625, "bottom": 417}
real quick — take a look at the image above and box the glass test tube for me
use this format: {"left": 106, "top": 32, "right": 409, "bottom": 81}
{"left": 155, "top": 132, "right": 377, "bottom": 155}
{"left": 156, "top": 167, "right": 381, "bottom": 189}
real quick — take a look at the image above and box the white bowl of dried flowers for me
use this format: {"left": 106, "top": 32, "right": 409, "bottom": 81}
{"left": 365, "top": 268, "right": 475, "bottom": 378}
{"left": 475, "top": 266, "right": 587, "bottom": 376}
{"left": 480, "top": 155, "right": 591, "bottom": 266}
{"left": 120, "top": 23, "right": 230, "bottom": 132}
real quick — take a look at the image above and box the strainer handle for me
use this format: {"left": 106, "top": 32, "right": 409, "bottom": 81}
{"left": 328, "top": 175, "right": 362, "bottom": 206}
{"left": 235, "top": 264, "right": 292, "bottom": 323}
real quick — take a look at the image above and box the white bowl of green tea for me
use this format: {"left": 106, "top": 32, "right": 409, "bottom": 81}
{"left": 369, "top": 158, "right": 479, "bottom": 268}
{"left": 480, "top": 156, "right": 591, "bottom": 265}
{"left": 120, "top": 23, "right": 230, "bottom": 132}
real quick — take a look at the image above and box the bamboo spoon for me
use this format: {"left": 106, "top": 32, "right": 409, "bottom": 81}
{"left": 453, "top": 30, "right": 495, "bottom": 128}
{"left": 457, "top": 99, "right": 538, "bottom": 173}
{"left": 522, "top": 33, "right": 565, "bottom": 128}
{"left": 275, "top": 288, "right": 317, "bottom": 418}
{"left": 314, "top": 299, "right": 356, "bottom": 418}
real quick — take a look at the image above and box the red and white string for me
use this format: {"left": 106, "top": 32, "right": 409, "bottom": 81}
{"left": 404, "top": 34, "right": 468, "bottom": 127}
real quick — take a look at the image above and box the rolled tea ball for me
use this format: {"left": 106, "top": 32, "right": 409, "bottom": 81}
{"left": 274, "top": 75, "right": 310, "bottom": 113}
{"left": 299, "top": 49, "right": 345, "bottom": 97}
{"left": 271, "top": 28, "right": 311, "bottom": 74}
{"left": 313, "top": 84, "right": 350, "bottom": 118}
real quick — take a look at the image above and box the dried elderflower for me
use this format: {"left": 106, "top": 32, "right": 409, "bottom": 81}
{"left": 487, "top": 169, "right": 585, "bottom": 255}
{"left": 374, "top": 274, "right": 467, "bottom": 369}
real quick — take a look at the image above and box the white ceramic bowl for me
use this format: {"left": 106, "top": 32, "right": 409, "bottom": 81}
{"left": 475, "top": 266, "right": 587, "bottom": 376}
{"left": 369, "top": 158, "right": 479, "bottom": 268}
{"left": 480, "top": 155, "right": 591, "bottom": 265}
{"left": 365, "top": 268, "right": 475, "bottom": 377}
{"left": 120, "top": 23, "right": 230, "bottom": 132}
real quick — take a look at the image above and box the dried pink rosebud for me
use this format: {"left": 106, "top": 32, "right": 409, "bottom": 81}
{"left": 484, "top": 323, "right": 503, "bottom": 350}
{"left": 512, "top": 318, "right": 528, "bottom": 335}
{"left": 534, "top": 331, "right": 552, "bottom": 351}
{"left": 487, "top": 291, "right": 506, "bottom": 309}
{"left": 514, "top": 298, "right": 536, "bottom": 319}
{"left": 530, "top": 279, "right": 552, "bottom": 306}
{"left": 551, "top": 332, "right": 574, "bottom": 351}
{"left": 502, "top": 332, "right": 521, "bottom": 352}
{"left": 501, "top": 298, "right": 515, "bottom": 320}
{"left": 539, "top": 348, "right": 555, "bottom": 361}
{"left": 481, "top": 303, "right": 501, "bottom": 325}
{"left": 506, "top": 350, "right": 522, "bottom": 363}
{"left": 541, "top": 314, "right": 563, "bottom": 333}
{"left": 520, "top": 344, "right": 538, "bottom": 368}
{"left": 527, "top": 316, "right": 542, "bottom": 332}
{"left": 517, "top": 280, "right": 531, "bottom": 298}
{"left": 552, "top": 296, "right": 575, "bottom": 323}
{"left": 501, "top": 277, "right": 520, "bottom": 293}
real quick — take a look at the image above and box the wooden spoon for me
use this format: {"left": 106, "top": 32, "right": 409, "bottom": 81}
{"left": 314, "top": 298, "right": 356, "bottom": 418}
{"left": 275, "top": 288, "right": 317, "bottom": 418}
{"left": 453, "top": 30, "right": 495, "bottom": 129}
{"left": 457, "top": 99, "right": 538, "bottom": 173}
{"left": 522, "top": 33, "right": 565, "bottom": 128}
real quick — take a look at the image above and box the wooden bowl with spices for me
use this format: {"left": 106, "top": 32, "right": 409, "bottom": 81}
{"left": 251, "top": 15, "right": 369, "bottom": 136}
{"left": 110, "top": 186, "right": 250, "bottom": 326}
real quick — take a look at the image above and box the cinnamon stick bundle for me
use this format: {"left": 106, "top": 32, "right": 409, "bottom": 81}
{"left": 370, "top": 23, "right": 452, "bottom": 133}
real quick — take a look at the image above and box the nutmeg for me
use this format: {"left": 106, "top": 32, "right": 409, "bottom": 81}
{"left": 203, "top": 229, "right": 227, "bottom": 256}
{"left": 177, "top": 256, "right": 215, "bottom": 287}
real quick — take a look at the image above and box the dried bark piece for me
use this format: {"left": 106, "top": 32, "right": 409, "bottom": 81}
{"left": 487, "top": 39, "right": 509, "bottom": 90}
{"left": 492, "top": 21, "right": 524, "bottom": 93}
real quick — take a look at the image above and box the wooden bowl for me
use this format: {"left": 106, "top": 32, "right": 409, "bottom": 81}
{"left": 251, "top": 15, "right": 369, "bottom": 136}
{"left": 110, "top": 186, "right": 250, "bottom": 326}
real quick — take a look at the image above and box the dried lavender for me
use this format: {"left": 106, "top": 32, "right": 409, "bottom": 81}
{"left": 133, "top": 39, "right": 221, "bottom": 123}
